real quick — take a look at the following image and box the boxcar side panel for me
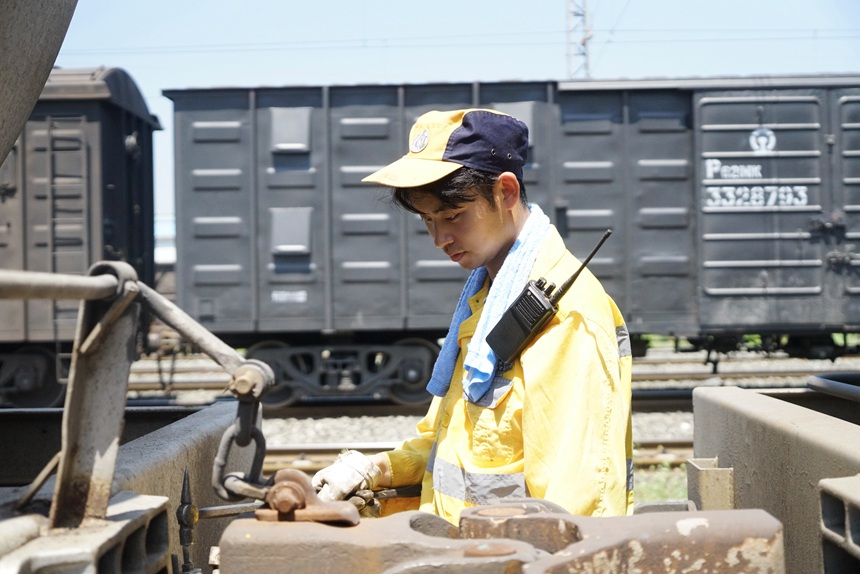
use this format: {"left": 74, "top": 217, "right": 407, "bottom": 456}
{"left": 25, "top": 108, "right": 94, "bottom": 341}
{"left": 254, "top": 89, "right": 328, "bottom": 332}
{"left": 555, "top": 88, "right": 696, "bottom": 336}
{"left": 328, "top": 87, "right": 404, "bottom": 332}
{"left": 833, "top": 89, "right": 860, "bottom": 327}
{"left": 172, "top": 91, "right": 255, "bottom": 332}
{"left": 696, "top": 88, "right": 832, "bottom": 331}
{"left": 625, "top": 89, "right": 696, "bottom": 336}
{"left": 0, "top": 145, "right": 26, "bottom": 341}
{"left": 400, "top": 84, "right": 474, "bottom": 331}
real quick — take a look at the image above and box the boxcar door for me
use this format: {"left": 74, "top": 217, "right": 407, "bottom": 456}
{"left": 0, "top": 145, "right": 26, "bottom": 342}
{"left": 554, "top": 87, "right": 698, "bottom": 338}
{"left": 695, "top": 87, "right": 833, "bottom": 334}
{"left": 327, "top": 87, "right": 404, "bottom": 332}
{"left": 831, "top": 87, "right": 860, "bottom": 328}
{"left": 169, "top": 90, "right": 256, "bottom": 333}
{"left": 254, "top": 92, "right": 328, "bottom": 333}
{"left": 26, "top": 114, "right": 91, "bottom": 341}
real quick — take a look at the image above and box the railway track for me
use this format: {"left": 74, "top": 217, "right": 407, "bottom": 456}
{"left": 261, "top": 438, "right": 694, "bottom": 477}
{"left": 126, "top": 352, "right": 701, "bottom": 498}
{"left": 129, "top": 350, "right": 860, "bottom": 387}
{"left": 127, "top": 362, "right": 827, "bottom": 389}
{"left": 125, "top": 350, "right": 860, "bottom": 413}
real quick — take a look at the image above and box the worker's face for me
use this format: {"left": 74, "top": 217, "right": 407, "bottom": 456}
{"left": 410, "top": 185, "right": 515, "bottom": 278}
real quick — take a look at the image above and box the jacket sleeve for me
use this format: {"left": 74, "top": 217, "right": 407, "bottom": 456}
{"left": 520, "top": 300, "right": 633, "bottom": 516}
{"left": 383, "top": 395, "right": 441, "bottom": 488}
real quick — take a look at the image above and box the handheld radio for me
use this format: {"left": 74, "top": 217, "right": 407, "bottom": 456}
{"left": 486, "top": 229, "right": 612, "bottom": 365}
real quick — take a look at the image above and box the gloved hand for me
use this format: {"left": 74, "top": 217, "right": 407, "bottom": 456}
{"left": 312, "top": 450, "right": 382, "bottom": 502}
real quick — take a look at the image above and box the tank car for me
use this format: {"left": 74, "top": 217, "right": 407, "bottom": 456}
{"left": 165, "top": 74, "right": 860, "bottom": 408}
{"left": 0, "top": 67, "right": 159, "bottom": 408}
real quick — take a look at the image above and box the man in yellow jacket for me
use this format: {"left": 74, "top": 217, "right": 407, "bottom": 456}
{"left": 312, "top": 108, "right": 633, "bottom": 524}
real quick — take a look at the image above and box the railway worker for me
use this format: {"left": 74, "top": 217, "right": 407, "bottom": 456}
{"left": 312, "top": 108, "right": 634, "bottom": 524}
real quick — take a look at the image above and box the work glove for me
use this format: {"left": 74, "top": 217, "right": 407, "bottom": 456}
{"left": 312, "top": 450, "right": 382, "bottom": 502}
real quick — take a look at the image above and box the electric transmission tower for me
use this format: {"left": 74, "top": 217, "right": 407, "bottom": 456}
{"left": 566, "top": 0, "right": 591, "bottom": 79}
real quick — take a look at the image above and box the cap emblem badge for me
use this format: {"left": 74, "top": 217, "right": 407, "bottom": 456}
{"left": 410, "top": 129, "right": 429, "bottom": 153}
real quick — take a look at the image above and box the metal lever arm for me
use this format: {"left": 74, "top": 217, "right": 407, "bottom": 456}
{"left": 136, "top": 282, "right": 246, "bottom": 374}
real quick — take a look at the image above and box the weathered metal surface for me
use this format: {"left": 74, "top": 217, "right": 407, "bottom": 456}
{"left": 464, "top": 501, "right": 783, "bottom": 573}
{"left": 2, "top": 375, "right": 261, "bottom": 571}
{"left": 219, "top": 500, "right": 785, "bottom": 573}
{"left": 0, "top": 262, "right": 266, "bottom": 569}
{"left": 687, "top": 457, "right": 735, "bottom": 510}
{"left": 0, "top": 514, "right": 47, "bottom": 556}
{"left": 220, "top": 510, "right": 542, "bottom": 574}
{"left": 109, "top": 401, "right": 258, "bottom": 570}
{"left": 693, "top": 385, "right": 860, "bottom": 574}
{"left": 0, "top": 269, "right": 119, "bottom": 300}
{"left": 176, "top": 467, "right": 265, "bottom": 573}
{"left": 0, "top": 491, "right": 169, "bottom": 574}
{"left": 819, "top": 474, "right": 860, "bottom": 571}
{"left": 50, "top": 263, "right": 140, "bottom": 528}
{"left": 256, "top": 468, "right": 360, "bottom": 525}
{"left": 0, "top": 0, "right": 78, "bottom": 164}
{"left": 0, "top": 407, "right": 217, "bottom": 486}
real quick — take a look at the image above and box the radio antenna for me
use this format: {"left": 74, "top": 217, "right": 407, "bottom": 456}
{"left": 549, "top": 229, "right": 611, "bottom": 306}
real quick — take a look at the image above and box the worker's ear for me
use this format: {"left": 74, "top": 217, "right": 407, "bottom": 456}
{"left": 495, "top": 172, "right": 521, "bottom": 210}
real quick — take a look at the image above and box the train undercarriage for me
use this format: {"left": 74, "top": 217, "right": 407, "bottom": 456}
{"left": 0, "top": 345, "right": 69, "bottom": 409}
{"left": 244, "top": 337, "right": 440, "bottom": 408}
{"left": 1, "top": 330, "right": 858, "bottom": 409}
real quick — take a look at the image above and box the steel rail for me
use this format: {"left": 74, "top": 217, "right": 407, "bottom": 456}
{"left": 632, "top": 370, "right": 817, "bottom": 382}
{"left": 126, "top": 357, "right": 819, "bottom": 389}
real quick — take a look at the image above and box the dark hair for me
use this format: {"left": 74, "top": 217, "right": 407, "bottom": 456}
{"left": 391, "top": 167, "right": 527, "bottom": 214}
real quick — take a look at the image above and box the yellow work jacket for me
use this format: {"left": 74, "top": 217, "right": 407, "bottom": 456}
{"left": 383, "top": 225, "right": 633, "bottom": 524}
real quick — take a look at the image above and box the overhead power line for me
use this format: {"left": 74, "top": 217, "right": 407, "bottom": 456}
{"left": 58, "top": 29, "right": 860, "bottom": 57}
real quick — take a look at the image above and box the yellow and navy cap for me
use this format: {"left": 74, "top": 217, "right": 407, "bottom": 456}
{"left": 362, "top": 108, "right": 529, "bottom": 188}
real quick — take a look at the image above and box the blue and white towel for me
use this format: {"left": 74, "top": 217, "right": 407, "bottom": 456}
{"left": 426, "top": 204, "right": 551, "bottom": 403}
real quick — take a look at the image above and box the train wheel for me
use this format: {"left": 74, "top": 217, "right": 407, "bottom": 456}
{"left": 389, "top": 338, "right": 439, "bottom": 406}
{"left": 2, "top": 346, "right": 65, "bottom": 408}
{"left": 245, "top": 340, "right": 298, "bottom": 410}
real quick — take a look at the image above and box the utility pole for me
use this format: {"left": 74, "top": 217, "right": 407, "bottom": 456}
{"left": 566, "top": 0, "right": 591, "bottom": 79}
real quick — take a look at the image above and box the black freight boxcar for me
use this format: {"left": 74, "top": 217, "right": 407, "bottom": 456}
{"left": 0, "top": 67, "right": 159, "bottom": 407}
{"left": 165, "top": 74, "right": 860, "bottom": 407}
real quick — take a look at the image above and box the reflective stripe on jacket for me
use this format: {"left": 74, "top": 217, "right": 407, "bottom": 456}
{"left": 383, "top": 225, "right": 633, "bottom": 524}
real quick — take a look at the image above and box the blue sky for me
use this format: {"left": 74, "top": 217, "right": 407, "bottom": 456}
{"left": 54, "top": 0, "right": 860, "bottom": 220}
